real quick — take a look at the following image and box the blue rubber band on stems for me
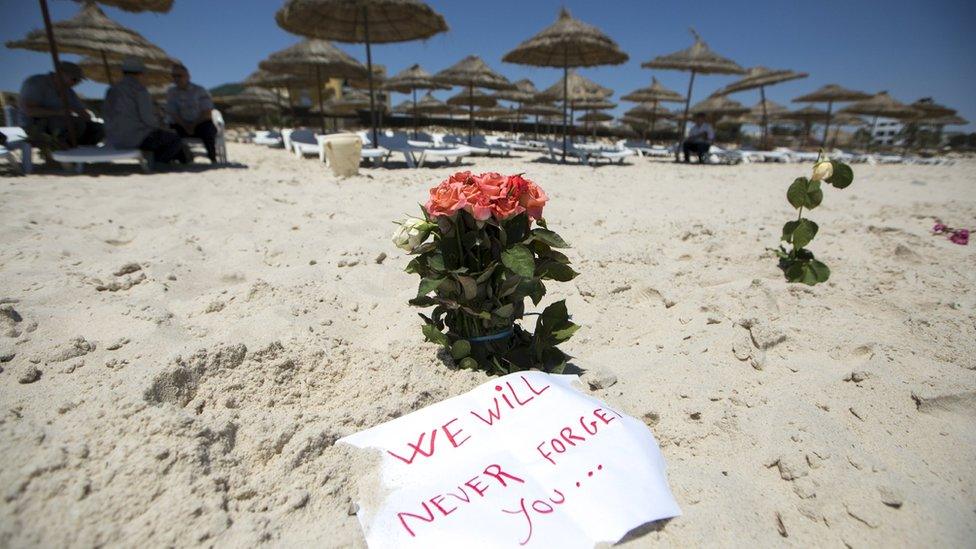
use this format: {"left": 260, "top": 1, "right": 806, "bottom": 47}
{"left": 465, "top": 327, "right": 514, "bottom": 344}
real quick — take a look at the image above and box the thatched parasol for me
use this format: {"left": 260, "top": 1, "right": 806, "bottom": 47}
{"left": 621, "top": 77, "right": 683, "bottom": 103}
{"left": 382, "top": 64, "right": 449, "bottom": 137}
{"left": 716, "top": 66, "right": 807, "bottom": 148}
{"left": 216, "top": 86, "right": 282, "bottom": 106}
{"left": 434, "top": 55, "right": 514, "bottom": 143}
{"left": 578, "top": 110, "right": 612, "bottom": 122}
{"left": 413, "top": 91, "right": 452, "bottom": 115}
{"left": 503, "top": 7, "right": 627, "bottom": 160}
{"left": 625, "top": 102, "right": 674, "bottom": 141}
{"left": 690, "top": 94, "right": 749, "bottom": 117}
{"left": 259, "top": 39, "right": 367, "bottom": 133}
{"left": 80, "top": 55, "right": 174, "bottom": 87}
{"left": 909, "top": 98, "right": 956, "bottom": 119}
{"left": 275, "top": 0, "right": 448, "bottom": 148}
{"left": 642, "top": 28, "right": 744, "bottom": 158}
{"left": 792, "top": 84, "right": 871, "bottom": 147}
{"left": 75, "top": 0, "right": 173, "bottom": 12}
{"left": 777, "top": 106, "right": 830, "bottom": 146}
{"left": 8, "top": 1, "right": 170, "bottom": 84}
{"left": 838, "top": 91, "right": 918, "bottom": 120}
{"left": 447, "top": 88, "right": 498, "bottom": 108}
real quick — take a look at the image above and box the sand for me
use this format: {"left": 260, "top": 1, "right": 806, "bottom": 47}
{"left": 1, "top": 144, "right": 974, "bottom": 547}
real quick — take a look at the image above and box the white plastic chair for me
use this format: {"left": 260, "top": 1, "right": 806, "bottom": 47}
{"left": 182, "top": 109, "right": 228, "bottom": 163}
{"left": 1, "top": 127, "right": 32, "bottom": 174}
{"left": 51, "top": 145, "right": 149, "bottom": 173}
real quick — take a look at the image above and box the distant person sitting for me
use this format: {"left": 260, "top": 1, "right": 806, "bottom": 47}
{"left": 19, "top": 61, "right": 104, "bottom": 149}
{"left": 682, "top": 113, "right": 714, "bottom": 164}
{"left": 103, "top": 57, "right": 188, "bottom": 165}
{"left": 166, "top": 63, "right": 217, "bottom": 163}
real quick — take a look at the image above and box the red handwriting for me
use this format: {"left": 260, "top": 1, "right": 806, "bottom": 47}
{"left": 536, "top": 407, "right": 621, "bottom": 465}
{"left": 397, "top": 463, "right": 525, "bottom": 537}
{"left": 470, "top": 375, "right": 550, "bottom": 426}
{"left": 387, "top": 417, "right": 471, "bottom": 465}
{"left": 500, "top": 488, "right": 567, "bottom": 546}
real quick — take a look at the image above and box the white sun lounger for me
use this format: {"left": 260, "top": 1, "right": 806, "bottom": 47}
{"left": 1, "top": 127, "right": 32, "bottom": 174}
{"left": 52, "top": 145, "right": 149, "bottom": 173}
{"left": 181, "top": 109, "right": 228, "bottom": 163}
{"left": 252, "top": 130, "right": 283, "bottom": 147}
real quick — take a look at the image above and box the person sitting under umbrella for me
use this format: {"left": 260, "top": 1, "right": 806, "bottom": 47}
{"left": 18, "top": 61, "right": 104, "bottom": 150}
{"left": 166, "top": 63, "right": 217, "bottom": 163}
{"left": 682, "top": 112, "right": 714, "bottom": 164}
{"left": 104, "top": 57, "right": 188, "bottom": 165}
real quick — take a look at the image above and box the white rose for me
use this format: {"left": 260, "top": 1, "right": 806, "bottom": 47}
{"left": 811, "top": 160, "right": 833, "bottom": 182}
{"left": 392, "top": 217, "right": 432, "bottom": 252}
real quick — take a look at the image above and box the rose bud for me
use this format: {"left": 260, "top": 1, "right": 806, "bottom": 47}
{"left": 392, "top": 217, "right": 434, "bottom": 252}
{"left": 811, "top": 160, "right": 833, "bottom": 182}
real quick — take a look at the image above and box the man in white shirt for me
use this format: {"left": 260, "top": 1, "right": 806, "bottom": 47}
{"left": 104, "top": 57, "right": 188, "bottom": 164}
{"left": 683, "top": 113, "right": 715, "bottom": 163}
{"left": 166, "top": 63, "right": 217, "bottom": 163}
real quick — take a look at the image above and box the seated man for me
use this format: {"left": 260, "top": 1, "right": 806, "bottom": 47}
{"left": 19, "top": 61, "right": 104, "bottom": 149}
{"left": 166, "top": 63, "right": 218, "bottom": 163}
{"left": 103, "top": 57, "right": 188, "bottom": 165}
{"left": 682, "top": 113, "right": 714, "bottom": 164}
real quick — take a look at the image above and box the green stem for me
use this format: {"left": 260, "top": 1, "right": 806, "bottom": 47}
{"left": 791, "top": 206, "right": 804, "bottom": 259}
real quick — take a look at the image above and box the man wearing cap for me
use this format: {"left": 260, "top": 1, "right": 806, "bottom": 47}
{"left": 19, "top": 61, "right": 104, "bottom": 148}
{"left": 166, "top": 63, "right": 217, "bottom": 163}
{"left": 104, "top": 57, "right": 188, "bottom": 165}
{"left": 682, "top": 112, "right": 715, "bottom": 164}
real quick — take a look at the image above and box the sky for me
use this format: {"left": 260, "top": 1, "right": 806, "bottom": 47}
{"left": 1, "top": 0, "right": 974, "bottom": 132}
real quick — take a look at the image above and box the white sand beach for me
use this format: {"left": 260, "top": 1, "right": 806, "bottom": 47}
{"left": 1, "top": 144, "right": 974, "bottom": 547}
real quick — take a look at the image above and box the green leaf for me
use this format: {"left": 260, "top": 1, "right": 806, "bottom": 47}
{"left": 503, "top": 214, "right": 529, "bottom": 244}
{"left": 784, "top": 261, "right": 806, "bottom": 283}
{"left": 421, "top": 323, "right": 449, "bottom": 347}
{"left": 826, "top": 161, "right": 854, "bottom": 189}
{"left": 457, "top": 275, "right": 478, "bottom": 301}
{"left": 459, "top": 357, "right": 479, "bottom": 370}
{"left": 809, "top": 259, "right": 831, "bottom": 283}
{"left": 404, "top": 257, "right": 424, "bottom": 274}
{"left": 428, "top": 254, "right": 445, "bottom": 272}
{"left": 530, "top": 228, "right": 570, "bottom": 248}
{"left": 787, "top": 177, "right": 809, "bottom": 209}
{"left": 781, "top": 221, "right": 798, "bottom": 244}
{"left": 408, "top": 296, "right": 437, "bottom": 307}
{"left": 791, "top": 219, "right": 819, "bottom": 249}
{"left": 498, "top": 273, "right": 522, "bottom": 298}
{"left": 493, "top": 303, "right": 515, "bottom": 319}
{"left": 786, "top": 177, "right": 823, "bottom": 210}
{"left": 501, "top": 244, "right": 535, "bottom": 278}
{"left": 451, "top": 340, "right": 471, "bottom": 360}
{"left": 552, "top": 322, "right": 580, "bottom": 343}
{"left": 537, "top": 261, "right": 578, "bottom": 282}
{"left": 417, "top": 277, "right": 444, "bottom": 297}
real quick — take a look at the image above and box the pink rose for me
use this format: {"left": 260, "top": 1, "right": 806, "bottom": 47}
{"left": 459, "top": 182, "right": 493, "bottom": 221}
{"left": 491, "top": 192, "right": 525, "bottom": 220}
{"left": 475, "top": 172, "right": 507, "bottom": 200}
{"left": 517, "top": 177, "right": 548, "bottom": 220}
{"left": 425, "top": 176, "right": 468, "bottom": 218}
{"left": 949, "top": 229, "right": 969, "bottom": 245}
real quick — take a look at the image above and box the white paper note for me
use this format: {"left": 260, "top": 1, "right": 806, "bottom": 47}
{"left": 339, "top": 371, "right": 680, "bottom": 548}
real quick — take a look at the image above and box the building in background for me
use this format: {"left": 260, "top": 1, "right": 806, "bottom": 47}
{"left": 871, "top": 119, "right": 903, "bottom": 145}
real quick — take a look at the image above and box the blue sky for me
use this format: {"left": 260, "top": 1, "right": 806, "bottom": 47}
{"left": 2, "top": 0, "right": 974, "bottom": 131}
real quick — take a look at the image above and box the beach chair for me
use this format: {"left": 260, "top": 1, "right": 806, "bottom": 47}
{"left": 545, "top": 140, "right": 591, "bottom": 164}
{"left": 379, "top": 132, "right": 469, "bottom": 168}
{"left": 182, "top": 109, "right": 228, "bottom": 163}
{"left": 1, "top": 127, "right": 32, "bottom": 174}
{"left": 282, "top": 129, "right": 295, "bottom": 152}
{"left": 355, "top": 131, "right": 390, "bottom": 167}
{"left": 252, "top": 130, "right": 283, "bottom": 147}
{"left": 290, "top": 129, "right": 321, "bottom": 158}
{"left": 51, "top": 145, "right": 149, "bottom": 173}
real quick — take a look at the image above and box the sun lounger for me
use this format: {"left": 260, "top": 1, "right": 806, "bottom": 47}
{"left": 252, "top": 130, "right": 283, "bottom": 147}
{"left": 355, "top": 132, "right": 390, "bottom": 167}
{"left": 379, "top": 132, "right": 469, "bottom": 168}
{"left": 1, "top": 127, "right": 32, "bottom": 174}
{"left": 51, "top": 145, "right": 149, "bottom": 173}
{"left": 290, "top": 129, "right": 322, "bottom": 158}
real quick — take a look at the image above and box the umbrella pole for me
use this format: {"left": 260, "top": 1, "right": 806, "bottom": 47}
{"left": 100, "top": 50, "right": 114, "bottom": 85}
{"left": 760, "top": 85, "right": 768, "bottom": 149}
{"left": 362, "top": 7, "right": 379, "bottom": 148}
{"left": 534, "top": 113, "right": 538, "bottom": 139}
{"left": 467, "top": 84, "right": 474, "bottom": 145}
{"left": 38, "top": 0, "right": 76, "bottom": 148}
{"left": 678, "top": 69, "right": 696, "bottom": 162}
{"left": 315, "top": 66, "right": 326, "bottom": 134}
{"left": 561, "top": 58, "right": 568, "bottom": 162}
{"left": 868, "top": 115, "right": 878, "bottom": 152}
{"left": 412, "top": 88, "right": 418, "bottom": 139}
{"left": 821, "top": 100, "right": 833, "bottom": 149}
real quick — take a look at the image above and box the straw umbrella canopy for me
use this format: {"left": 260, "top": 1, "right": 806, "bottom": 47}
{"left": 716, "top": 66, "right": 807, "bottom": 148}
{"left": 642, "top": 29, "right": 744, "bottom": 158}
{"left": 382, "top": 64, "right": 449, "bottom": 137}
{"left": 838, "top": 91, "right": 918, "bottom": 120}
{"left": 216, "top": 86, "right": 282, "bottom": 107}
{"left": 76, "top": 0, "right": 173, "bottom": 12}
{"left": 537, "top": 70, "right": 613, "bottom": 141}
{"left": 777, "top": 106, "right": 830, "bottom": 146}
{"left": 447, "top": 88, "right": 498, "bottom": 108}
{"left": 413, "top": 92, "right": 451, "bottom": 114}
{"left": 259, "top": 39, "right": 367, "bottom": 133}
{"left": 79, "top": 55, "right": 174, "bottom": 87}
{"left": 434, "top": 55, "right": 514, "bottom": 143}
{"left": 792, "top": 84, "right": 871, "bottom": 147}
{"left": 909, "top": 98, "right": 956, "bottom": 119}
{"left": 275, "top": 0, "right": 448, "bottom": 149}
{"left": 578, "top": 111, "right": 612, "bottom": 122}
{"left": 503, "top": 7, "right": 627, "bottom": 160}
{"left": 690, "top": 94, "right": 749, "bottom": 118}
{"left": 621, "top": 76, "right": 684, "bottom": 103}
{"left": 626, "top": 102, "right": 675, "bottom": 141}
{"left": 7, "top": 1, "right": 170, "bottom": 85}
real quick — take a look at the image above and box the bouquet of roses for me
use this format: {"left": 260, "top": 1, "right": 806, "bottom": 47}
{"left": 392, "top": 171, "right": 579, "bottom": 374}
